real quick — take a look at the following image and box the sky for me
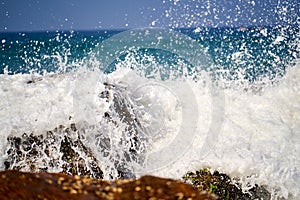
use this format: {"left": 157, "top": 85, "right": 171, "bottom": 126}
{"left": 0, "top": 0, "right": 299, "bottom": 32}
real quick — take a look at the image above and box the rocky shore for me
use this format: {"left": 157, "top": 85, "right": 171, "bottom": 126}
{"left": 182, "top": 169, "right": 271, "bottom": 200}
{"left": 1, "top": 80, "right": 272, "bottom": 199}
{"left": 3, "top": 81, "right": 144, "bottom": 180}
{"left": 1, "top": 124, "right": 272, "bottom": 199}
{"left": 0, "top": 170, "right": 217, "bottom": 200}
{"left": 0, "top": 168, "right": 274, "bottom": 200}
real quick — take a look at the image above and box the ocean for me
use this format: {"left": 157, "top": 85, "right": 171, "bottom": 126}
{"left": 0, "top": 26, "right": 299, "bottom": 199}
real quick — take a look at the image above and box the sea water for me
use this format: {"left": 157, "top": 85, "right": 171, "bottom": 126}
{"left": 0, "top": 26, "right": 299, "bottom": 199}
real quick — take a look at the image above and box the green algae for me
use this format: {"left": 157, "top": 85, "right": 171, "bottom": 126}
{"left": 182, "top": 168, "right": 271, "bottom": 200}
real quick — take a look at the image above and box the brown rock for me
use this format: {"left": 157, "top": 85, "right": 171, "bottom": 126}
{"left": 0, "top": 170, "right": 218, "bottom": 200}
{"left": 4, "top": 127, "right": 104, "bottom": 179}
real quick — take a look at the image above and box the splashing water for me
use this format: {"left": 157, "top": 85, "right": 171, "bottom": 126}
{"left": 1, "top": 2, "right": 300, "bottom": 199}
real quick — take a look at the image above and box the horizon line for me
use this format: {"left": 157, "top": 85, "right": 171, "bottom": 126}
{"left": 1, "top": 24, "right": 296, "bottom": 34}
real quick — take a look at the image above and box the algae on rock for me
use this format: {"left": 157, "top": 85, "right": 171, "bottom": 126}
{"left": 182, "top": 168, "right": 271, "bottom": 200}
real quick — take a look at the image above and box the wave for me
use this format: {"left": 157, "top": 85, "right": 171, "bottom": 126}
{"left": 0, "top": 57, "right": 299, "bottom": 198}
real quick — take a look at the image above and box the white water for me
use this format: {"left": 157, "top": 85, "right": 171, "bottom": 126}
{"left": 0, "top": 60, "right": 299, "bottom": 199}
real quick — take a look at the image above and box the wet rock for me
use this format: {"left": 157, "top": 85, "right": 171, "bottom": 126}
{"left": 96, "top": 82, "right": 146, "bottom": 178}
{"left": 101, "top": 82, "right": 145, "bottom": 158}
{"left": 182, "top": 169, "right": 271, "bottom": 200}
{"left": 4, "top": 124, "right": 103, "bottom": 179}
{"left": 0, "top": 170, "right": 218, "bottom": 200}
{"left": 3, "top": 82, "right": 145, "bottom": 179}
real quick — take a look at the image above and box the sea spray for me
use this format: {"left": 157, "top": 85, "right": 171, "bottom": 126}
{"left": 1, "top": 26, "right": 299, "bottom": 199}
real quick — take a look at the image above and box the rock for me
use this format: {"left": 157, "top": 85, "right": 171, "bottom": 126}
{"left": 0, "top": 170, "right": 218, "bottom": 200}
{"left": 3, "top": 81, "right": 145, "bottom": 179}
{"left": 4, "top": 125, "right": 103, "bottom": 179}
{"left": 182, "top": 169, "right": 271, "bottom": 200}
{"left": 98, "top": 82, "right": 146, "bottom": 178}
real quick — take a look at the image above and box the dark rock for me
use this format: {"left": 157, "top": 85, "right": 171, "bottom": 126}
{"left": 182, "top": 169, "right": 271, "bottom": 200}
{"left": 3, "top": 81, "right": 146, "bottom": 179}
{"left": 96, "top": 82, "right": 146, "bottom": 178}
{"left": 4, "top": 125, "right": 103, "bottom": 179}
{"left": 0, "top": 170, "right": 218, "bottom": 200}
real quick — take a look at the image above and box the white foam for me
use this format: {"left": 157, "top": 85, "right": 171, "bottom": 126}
{"left": 0, "top": 60, "right": 299, "bottom": 199}
{"left": 146, "top": 62, "right": 300, "bottom": 199}
{"left": 0, "top": 73, "right": 73, "bottom": 136}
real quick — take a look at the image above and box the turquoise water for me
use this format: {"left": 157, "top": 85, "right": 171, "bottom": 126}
{"left": 1, "top": 26, "right": 298, "bottom": 81}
